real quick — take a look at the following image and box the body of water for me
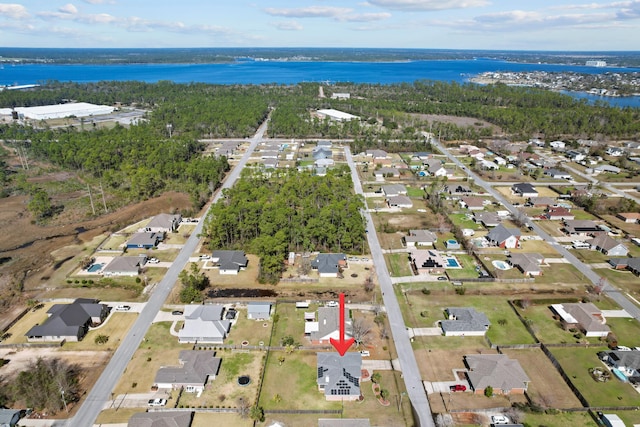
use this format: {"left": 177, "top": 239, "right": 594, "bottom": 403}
{"left": 2, "top": 57, "right": 640, "bottom": 108}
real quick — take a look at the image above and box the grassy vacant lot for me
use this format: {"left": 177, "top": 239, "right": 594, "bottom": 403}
{"left": 414, "top": 347, "right": 494, "bottom": 382}
{"left": 501, "top": 348, "right": 582, "bottom": 409}
{"left": 386, "top": 252, "right": 413, "bottom": 277}
{"left": 606, "top": 317, "right": 640, "bottom": 347}
{"left": 192, "top": 413, "right": 253, "bottom": 427}
{"left": 64, "top": 312, "right": 137, "bottom": 351}
{"left": 270, "top": 302, "right": 313, "bottom": 348}
{"left": 95, "top": 408, "right": 145, "bottom": 424}
{"left": 518, "top": 239, "right": 561, "bottom": 256}
{"left": 570, "top": 249, "right": 609, "bottom": 264}
{"left": 398, "top": 289, "right": 535, "bottom": 345}
{"left": 522, "top": 412, "right": 597, "bottom": 427}
{"left": 226, "top": 307, "right": 273, "bottom": 347}
{"left": 594, "top": 267, "right": 640, "bottom": 296}
{"left": 100, "top": 233, "right": 128, "bottom": 251}
{"left": 178, "top": 349, "right": 263, "bottom": 408}
{"left": 534, "top": 263, "right": 589, "bottom": 286}
{"left": 449, "top": 213, "right": 483, "bottom": 231}
{"left": 113, "top": 322, "right": 192, "bottom": 395}
{"left": 551, "top": 346, "right": 640, "bottom": 407}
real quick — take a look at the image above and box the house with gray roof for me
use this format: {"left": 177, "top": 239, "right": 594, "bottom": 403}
{"left": 474, "top": 212, "right": 500, "bottom": 228}
{"left": 247, "top": 302, "right": 271, "bottom": 320}
{"left": 0, "top": 409, "right": 21, "bottom": 427}
{"left": 460, "top": 197, "right": 485, "bottom": 211}
{"left": 486, "top": 224, "right": 521, "bottom": 249}
{"left": 527, "top": 196, "right": 556, "bottom": 207}
{"left": 387, "top": 195, "right": 413, "bottom": 209}
{"left": 608, "top": 257, "right": 640, "bottom": 276}
{"left": 563, "top": 220, "right": 601, "bottom": 236}
{"left": 365, "top": 149, "right": 388, "bottom": 159}
{"left": 404, "top": 229, "right": 437, "bottom": 247}
{"left": 178, "top": 304, "right": 231, "bottom": 344}
{"left": 381, "top": 184, "right": 407, "bottom": 197}
{"left": 312, "top": 253, "right": 347, "bottom": 277}
{"left": 315, "top": 158, "right": 335, "bottom": 168}
{"left": 545, "top": 168, "right": 572, "bottom": 180}
{"left": 317, "top": 352, "right": 362, "bottom": 401}
{"left": 511, "top": 183, "right": 538, "bottom": 198}
{"left": 464, "top": 354, "right": 530, "bottom": 395}
{"left": 441, "top": 308, "right": 490, "bottom": 336}
{"left": 508, "top": 253, "right": 544, "bottom": 276}
{"left": 313, "top": 147, "right": 333, "bottom": 160}
{"left": 599, "top": 350, "right": 640, "bottom": 385}
{"left": 102, "top": 256, "right": 146, "bottom": 276}
{"left": 424, "top": 159, "right": 447, "bottom": 177}
{"left": 128, "top": 411, "right": 193, "bottom": 427}
{"left": 307, "top": 306, "right": 352, "bottom": 344}
{"left": 25, "top": 298, "right": 108, "bottom": 342}
{"left": 147, "top": 213, "right": 181, "bottom": 233}
{"left": 588, "top": 234, "right": 629, "bottom": 257}
{"left": 550, "top": 303, "right": 610, "bottom": 337}
{"left": 262, "top": 158, "right": 279, "bottom": 169}
{"left": 210, "top": 250, "right": 248, "bottom": 274}
{"left": 126, "top": 232, "right": 162, "bottom": 249}
{"left": 374, "top": 167, "right": 400, "bottom": 181}
{"left": 154, "top": 350, "right": 221, "bottom": 393}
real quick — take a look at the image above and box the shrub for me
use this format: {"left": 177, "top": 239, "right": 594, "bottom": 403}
{"left": 484, "top": 386, "right": 493, "bottom": 397}
{"left": 454, "top": 287, "right": 466, "bottom": 295}
{"left": 421, "top": 288, "right": 431, "bottom": 295}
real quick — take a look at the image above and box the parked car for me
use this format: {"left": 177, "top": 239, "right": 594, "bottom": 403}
{"left": 148, "top": 257, "right": 159, "bottom": 264}
{"left": 437, "top": 276, "right": 448, "bottom": 281}
{"left": 199, "top": 254, "right": 210, "bottom": 260}
{"left": 148, "top": 398, "right": 167, "bottom": 407}
{"left": 171, "top": 310, "right": 183, "bottom": 316}
{"left": 326, "top": 301, "right": 339, "bottom": 308}
{"left": 449, "top": 384, "right": 466, "bottom": 392}
{"left": 360, "top": 350, "right": 370, "bottom": 357}
{"left": 115, "top": 305, "right": 131, "bottom": 311}
{"left": 491, "top": 415, "right": 510, "bottom": 424}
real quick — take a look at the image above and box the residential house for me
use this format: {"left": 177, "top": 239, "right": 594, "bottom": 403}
{"left": 404, "top": 230, "right": 437, "bottom": 247}
{"left": 545, "top": 168, "right": 572, "bottom": 180}
{"left": 386, "top": 195, "right": 413, "bottom": 209}
{"left": 563, "top": 220, "right": 601, "bottom": 236}
{"left": 260, "top": 150, "right": 279, "bottom": 160}
{"left": 262, "top": 158, "right": 279, "bottom": 169}
{"left": 365, "top": 149, "right": 388, "bottom": 160}
{"left": 601, "top": 414, "right": 629, "bottom": 427}
{"left": 154, "top": 350, "right": 221, "bottom": 393}
{"left": 441, "top": 307, "right": 490, "bottom": 336}
{"left": 606, "top": 147, "right": 625, "bottom": 157}
{"left": 412, "top": 152, "right": 432, "bottom": 161}
{"left": 424, "top": 159, "right": 447, "bottom": 177}
{"left": 317, "top": 109, "right": 359, "bottom": 122}
{"left": 473, "top": 212, "right": 500, "bottom": 228}
{"left": 588, "top": 235, "right": 629, "bottom": 256}
{"left": 608, "top": 258, "right": 640, "bottom": 276}
{"left": 464, "top": 354, "right": 530, "bottom": 395}
{"left": 102, "top": 256, "right": 146, "bottom": 277}
{"left": 545, "top": 206, "right": 575, "bottom": 221}
{"left": 486, "top": 224, "right": 521, "bottom": 249}
{"left": 0, "top": 409, "right": 21, "bottom": 427}
{"left": 410, "top": 249, "right": 446, "bottom": 275}
{"left": 25, "top": 298, "right": 109, "bottom": 342}
{"left": 317, "top": 352, "right": 362, "bottom": 401}
{"left": 616, "top": 212, "right": 640, "bottom": 223}
{"left": 493, "top": 156, "right": 507, "bottom": 166}
{"left": 599, "top": 351, "right": 640, "bottom": 385}
{"left": 374, "top": 167, "right": 400, "bottom": 181}
{"left": 508, "top": 253, "right": 544, "bottom": 276}
{"left": 312, "top": 253, "right": 347, "bottom": 277}
{"left": 313, "top": 147, "right": 333, "bottom": 160}
{"left": 550, "top": 303, "right": 610, "bottom": 337}
{"left": 178, "top": 304, "right": 231, "bottom": 344}
{"left": 128, "top": 412, "right": 193, "bottom": 427}
{"left": 480, "top": 160, "right": 499, "bottom": 170}
{"left": 459, "top": 197, "right": 485, "bottom": 211}
{"left": 317, "top": 140, "right": 332, "bottom": 148}
{"left": 528, "top": 197, "right": 556, "bottom": 207}
{"left": 511, "top": 183, "right": 538, "bottom": 198}
{"left": 331, "top": 93, "right": 350, "bottom": 100}
{"left": 210, "top": 250, "right": 248, "bottom": 274}
{"left": 247, "top": 302, "right": 271, "bottom": 320}
{"left": 315, "top": 158, "right": 335, "bottom": 168}
{"left": 147, "top": 213, "right": 181, "bottom": 233}
{"left": 381, "top": 184, "right": 407, "bottom": 197}
{"left": 566, "top": 150, "right": 586, "bottom": 162}
{"left": 126, "top": 232, "right": 162, "bottom": 249}
{"left": 550, "top": 140, "right": 566, "bottom": 150}
{"left": 446, "top": 184, "right": 472, "bottom": 195}
{"left": 593, "top": 164, "right": 621, "bottom": 174}
{"left": 307, "top": 307, "right": 352, "bottom": 344}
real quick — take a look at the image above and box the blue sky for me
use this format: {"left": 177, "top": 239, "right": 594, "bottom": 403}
{"left": 1, "top": 1, "right": 639, "bottom": 50}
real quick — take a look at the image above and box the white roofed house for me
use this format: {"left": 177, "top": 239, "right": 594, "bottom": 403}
{"left": 550, "top": 303, "right": 610, "bottom": 337}
{"left": 147, "top": 213, "right": 182, "bottom": 233}
{"left": 317, "top": 109, "right": 359, "bottom": 122}
{"left": 178, "top": 304, "right": 231, "bottom": 344}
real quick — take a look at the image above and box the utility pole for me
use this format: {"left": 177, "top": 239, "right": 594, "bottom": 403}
{"left": 100, "top": 182, "right": 108, "bottom": 213}
{"left": 87, "top": 184, "right": 96, "bottom": 215}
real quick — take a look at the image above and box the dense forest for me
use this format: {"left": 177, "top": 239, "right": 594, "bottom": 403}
{"left": 202, "top": 167, "right": 366, "bottom": 283}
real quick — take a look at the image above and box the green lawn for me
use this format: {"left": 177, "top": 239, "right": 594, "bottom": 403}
{"left": 594, "top": 267, "right": 640, "bottom": 296}
{"left": 534, "top": 263, "right": 589, "bottom": 286}
{"left": 406, "top": 186, "right": 425, "bottom": 198}
{"left": 227, "top": 308, "right": 274, "bottom": 346}
{"left": 522, "top": 411, "right": 597, "bottom": 427}
{"left": 516, "top": 304, "right": 576, "bottom": 344}
{"left": 569, "top": 249, "right": 609, "bottom": 264}
{"left": 606, "top": 317, "right": 640, "bottom": 347}
{"left": 551, "top": 347, "right": 640, "bottom": 407}
{"left": 444, "top": 254, "right": 481, "bottom": 280}
{"left": 271, "top": 302, "right": 315, "bottom": 348}
{"left": 448, "top": 213, "right": 483, "bottom": 231}
{"left": 386, "top": 253, "right": 413, "bottom": 277}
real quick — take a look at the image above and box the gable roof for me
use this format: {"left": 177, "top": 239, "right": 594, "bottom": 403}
{"left": 563, "top": 219, "right": 600, "bottom": 233}
{"left": 317, "top": 352, "right": 362, "bottom": 398}
{"left": 512, "top": 183, "right": 537, "bottom": 195}
{"left": 474, "top": 212, "right": 500, "bottom": 227}
{"left": 486, "top": 224, "right": 521, "bottom": 244}
{"left": 605, "top": 350, "right": 640, "bottom": 370}
{"left": 528, "top": 197, "right": 556, "bottom": 206}
{"left": 127, "top": 232, "right": 161, "bottom": 247}
{"left": 309, "top": 306, "right": 352, "bottom": 341}
{"left": 509, "top": 253, "right": 543, "bottom": 273}
{"left": 155, "top": 350, "right": 221, "bottom": 387}
{"left": 381, "top": 184, "right": 407, "bottom": 196}
{"left": 178, "top": 305, "right": 230, "bottom": 342}
{"left": 211, "top": 250, "right": 248, "bottom": 272}
{"left": 588, "top": 234, "right": 627, "bottom": 253}
{"left": 147, "top": 213, "right": 181, "bottom": 230}
{"left": 312, "top": 253, "right": 346, "bottom": 275}
{"left": 464, "top": 354, "right": 530, "bottom": 392}
{"left": 387, "top": 195, "right": 413, "bottom": 207}
{"left": 128, "top": 411, "right": 193, "bottom": 427}
{"left": 25, "top": 299, "right": 106, "bottom": 339}
{"left": 405, "top": 229, "right": 438, "bottom": 244}
{"left": 460, "top": 197, "right": 485, "bottom": 208}
{"left": 247, "top": 302, "right": 271, "bottom": 318}
{"left": 102, "top": 256, "right": 144, "bottom": 274}
{"left": 551, "top": 303, "right": 610, "bottom": 334}
{"left": 441, "top": 308, "right": 490, "bottom": 334}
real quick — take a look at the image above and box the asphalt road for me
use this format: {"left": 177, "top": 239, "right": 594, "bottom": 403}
{"left": 67, "top": 117, "right": 269, "bottom": 427}
{"left": 345, "top": 147, "right": 435, "bottom": 427}
{"left": 430, "top": 138, "right": 640, "bottom": 322}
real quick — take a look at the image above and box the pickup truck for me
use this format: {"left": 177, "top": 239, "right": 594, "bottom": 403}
{"left": 449, "top": 384, "right": 466, "bottom": 392}
{"left": 148, "top": 398, "right": 167, "bottom": 407}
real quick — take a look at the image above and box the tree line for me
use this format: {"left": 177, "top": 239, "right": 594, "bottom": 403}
{"left": 202, "top": 167, "right": 366, "bottom": 283}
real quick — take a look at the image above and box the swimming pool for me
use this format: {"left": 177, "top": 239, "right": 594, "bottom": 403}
{"left": 492, "top": 260, "right": 512, "bottom": 271}
{"left": 445, "top": 257, "right": 461, "bottom": 268}
{"left": 612, "top": 368, "right": 628, "bottom": 382}
{"left": 88, "top": 263, "right": 104, "bottom": 273}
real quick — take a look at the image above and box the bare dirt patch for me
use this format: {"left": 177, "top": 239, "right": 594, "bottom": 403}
{"left": 408, "top": 113, "right": 501, "bottom": 133}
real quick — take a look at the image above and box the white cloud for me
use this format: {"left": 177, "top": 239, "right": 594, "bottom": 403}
{"left": 344, "top": 12, "right": 392, "bottom": 22}
{"left": 59, "top": 4, "right": 79, "bottom": 15}
{"left": 366, "top": 0, "right": 489, "bottom": 11}
{"left": 274, "top": 21, "right": 304, "bottom": 31}
{"left": 264, "top": 6, "right": 353, "bottom": 19}
{"left": 82, "top": 0, "right": 115, "bottom": 4}
{"left": 0, "top": 3, "right": 30, "bottom": 19}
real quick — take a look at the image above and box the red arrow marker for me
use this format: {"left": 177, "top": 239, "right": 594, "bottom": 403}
{"left": 330, "top": 293, "right": 355, "bottom": 356}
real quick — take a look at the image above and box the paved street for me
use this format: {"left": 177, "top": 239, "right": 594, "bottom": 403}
{"left": 67, "top": 117, "right": 270, "bottom": 427}
{"left": 430, "top": 138, "right": 640, "bottom": 322}
{"left": 345, "top": 146, "right": 435, "bottom": 427}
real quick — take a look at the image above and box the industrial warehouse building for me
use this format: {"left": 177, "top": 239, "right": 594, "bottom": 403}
{"left": 0, "top": 102, "right": 115, "bottom": 120}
